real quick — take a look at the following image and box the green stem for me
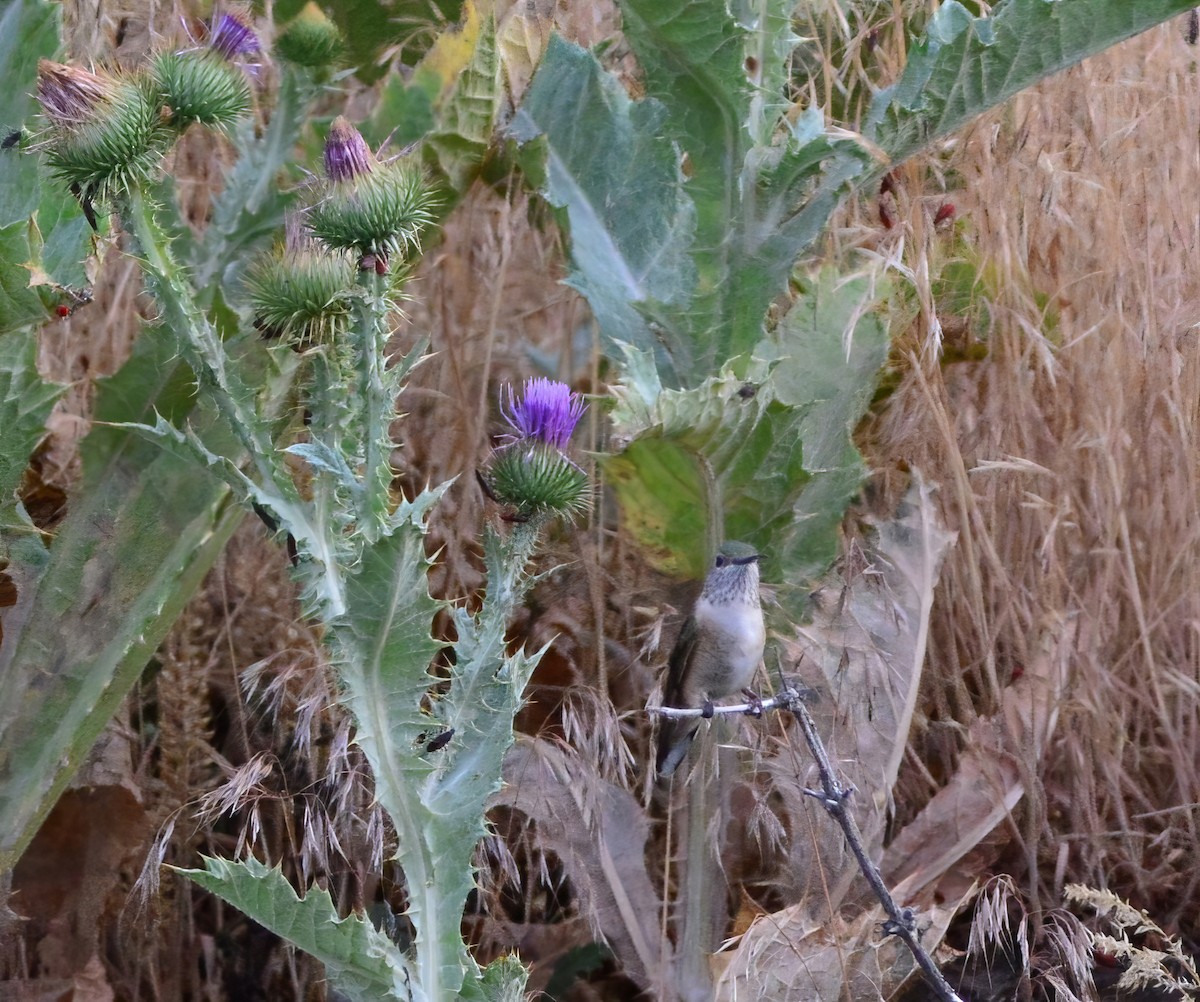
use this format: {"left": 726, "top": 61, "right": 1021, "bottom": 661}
{"left": 352, "top": 270, "right": 395, "bottom": 544}
{"left": 124, "top": 188, "right": 278, "bottom": 488}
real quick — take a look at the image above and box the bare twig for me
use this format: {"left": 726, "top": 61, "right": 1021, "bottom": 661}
{"left": 790, "top": 698, "right": 965, "bottom": 1002}
{"left": 648, "top": 687, "right": 804, "bottom": 720}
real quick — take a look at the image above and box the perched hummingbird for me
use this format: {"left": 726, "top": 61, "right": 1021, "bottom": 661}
{"left": 655, "top": 541, "right": 766, "bottom": 778}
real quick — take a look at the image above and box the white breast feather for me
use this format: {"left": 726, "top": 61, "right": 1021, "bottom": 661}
{"left": 694, "top": 596, "right": 765, "bottom": 693}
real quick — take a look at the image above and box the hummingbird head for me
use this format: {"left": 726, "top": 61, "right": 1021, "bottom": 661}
{"left": 701, "top": 541, "right": 761, "bottom": 606}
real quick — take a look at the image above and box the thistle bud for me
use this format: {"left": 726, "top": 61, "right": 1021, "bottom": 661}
{"left": 152, "top": 12, "right": 257, "bottom": 131}
{"left": 246, "top": 215, "right": 355, "bottom": 346}
{"left": 307, "top": 117, "right": 434, "bottom": 273}
{"left": 484, "top": 379, "right": 590, "bottom": 520}
{"left": 276, "top": 3, "right": 344, "bottom": 68}
{"left": 36, "top": 59, "right": 165, "bottom": 203}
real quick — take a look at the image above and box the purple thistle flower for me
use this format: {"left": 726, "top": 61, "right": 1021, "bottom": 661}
{"left": 323, "top": 116, "right": 373, "bottom": 182}
{"left": 503, "top": 378, "right": 587, "bottom": 451}
{"left": 210, "top": 11, "right": 260, "bottom": 60}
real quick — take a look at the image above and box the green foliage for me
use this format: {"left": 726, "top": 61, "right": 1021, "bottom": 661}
{"left": 273, "top": 0, "right": 465, "bottom": 85}
{"left": 515, "top": 0, "right": 1196, "bottom": 580}
{"left": 0, "top": 0, "right": 93, "bottom": 333}
{"left": 0, "top": 0, "right": 58, "bottom": 224}
{"left": 604, "top": 270, "right": 888, "bottom": 582}
{"left": 0, "top": 335, "right": 245, "bottom": 873}
{"left": 0, "top": 333, "right": 62, "bottom": 512}
{"left": 511, "top": 36, "right": 699, "bottom": 384}
{"left": 367, "top": 0, "right": 501, "bottom": 204}
{"left": 177, "top": 856, "right": 412, "bottom": 1000}
{"left": 513, "top": 24, "right": 874, "bottom": 389}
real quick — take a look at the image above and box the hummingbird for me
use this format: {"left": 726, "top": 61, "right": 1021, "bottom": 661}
{"left": 656, "top": 541, "right": 766, "bottom": 778}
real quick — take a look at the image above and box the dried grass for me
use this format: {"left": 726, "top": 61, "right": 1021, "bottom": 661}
{"left": 861, "top": 12, "right": 1200, "bottom": 945}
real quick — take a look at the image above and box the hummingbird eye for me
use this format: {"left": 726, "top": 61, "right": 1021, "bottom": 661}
{"left": 714, "top": 555, "right": 727, "bottom": 568}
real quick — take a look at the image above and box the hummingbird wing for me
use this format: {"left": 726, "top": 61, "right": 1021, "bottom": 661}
{"left": 656, "top": 615, "right": 701, "bottom": 777}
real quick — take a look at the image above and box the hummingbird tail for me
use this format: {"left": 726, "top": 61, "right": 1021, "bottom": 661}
{"left": 655, "top": 717, "right": 698, "bottom": 778}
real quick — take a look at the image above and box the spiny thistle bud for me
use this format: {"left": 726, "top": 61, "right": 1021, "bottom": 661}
{"left": 152, "top": 12, "right": 257, "bottom": 131}
{"left": 484, "top": 379, "right": 590, "bottom": 520}
{"left": 36, "top": 60, "right": 166, "bottom": 207}
{"left": 307, "top": 117, "right": 434, "bottom": 273}
{"left": 276, "top": 3, "right": 344, "bottom": 68}
{"left": 246, "top": 216, "right": 355, "bottom": 346}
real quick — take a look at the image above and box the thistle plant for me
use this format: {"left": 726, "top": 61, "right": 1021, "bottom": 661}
{"left": 6, "top": 7, "right": 562, "bottom": 998}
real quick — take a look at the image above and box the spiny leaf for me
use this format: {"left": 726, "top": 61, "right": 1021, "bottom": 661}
{"left": 512, "top": 35, "right": 697, "bottom": 385}
{"left": 868, "top": 0, "right": 1200, "bottom": 166}
{"left": 178, "top": 856, "right": 410, "bottom": 1001}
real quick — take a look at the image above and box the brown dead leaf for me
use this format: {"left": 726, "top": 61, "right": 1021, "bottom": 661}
{"left": 496, "top": 738, "right": 665, "bottom": 992}
{"left": 9, "top": 727, "right": 146, "bottom": 989}
{"left": 884, "top": 616, "right": 1072, "bottom": 896}
{"left": 714, "top": 888, "right": 968, "bottom": 1002}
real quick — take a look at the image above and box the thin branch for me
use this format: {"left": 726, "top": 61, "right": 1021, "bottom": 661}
{"left": 648, "top": 687, "right": 804, "bottom": 719}
{"left": 790, "top": 697, "right": 965, "bottom": 1002}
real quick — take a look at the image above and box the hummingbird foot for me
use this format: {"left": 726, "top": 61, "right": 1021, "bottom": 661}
{"left": 741, "top": 687, "right": 765, "bottom": 717}
{"left": 700, "top": 699, "right": 715, "bottom": 719}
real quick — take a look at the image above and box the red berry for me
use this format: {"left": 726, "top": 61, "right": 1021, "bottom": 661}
{"left": 56, "top": 304, "right": 71, "bottom": 318}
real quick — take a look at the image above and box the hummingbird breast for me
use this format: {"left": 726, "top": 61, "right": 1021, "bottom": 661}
{"left": 690, "top": 595, "right": 765, "bottom": 697}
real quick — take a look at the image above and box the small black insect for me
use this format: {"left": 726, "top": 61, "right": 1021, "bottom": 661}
{"left": 1, "top": 130, "right": 21, "bottom": 150}
{"left": 737, "top": 382, "right": 757, "bottom": 399}
{"left": 425, "top": 728, "right": 454, "bottom": 753}
{"left": 252, "top": 502, "right": 279, "bottom": 534}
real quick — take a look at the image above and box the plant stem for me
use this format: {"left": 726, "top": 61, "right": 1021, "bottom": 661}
{"left": 352, "top": 270, "right": 394, "bottom": 544}
{"left": 123, "top": 187, "right": 279, "bottom": 489}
